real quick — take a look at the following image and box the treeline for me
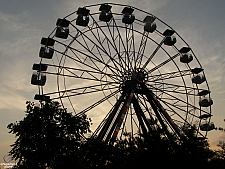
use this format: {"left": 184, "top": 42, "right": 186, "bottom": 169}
{"left": 7, "top": 101, "right": 225, "bottom": 169}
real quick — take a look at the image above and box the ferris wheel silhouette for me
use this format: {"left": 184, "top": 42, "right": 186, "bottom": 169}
{"left": 31, "top": 3, "right": 213, "bottom": 142}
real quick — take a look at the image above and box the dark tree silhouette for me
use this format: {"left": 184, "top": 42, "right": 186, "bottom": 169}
{"left": 209, "top": 141, "right": 225, "bottom": 169}
{"left": 7, "top": 101, "right": 225, "bottom": 169}
{"left": 7, "top": 101, "right": 91, "bottom": 169}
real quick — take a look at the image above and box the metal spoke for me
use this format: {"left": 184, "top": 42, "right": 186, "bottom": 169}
{"left": 110, "top": 16, "right": 131, "bottom": 70}
{"left": 52, "top": 44, "right": 119, "bottom": 80}
{"left": 69, "top": 23, "right": 122, "bottom": 77}
{"left": 105, "top": 21, "right": 126, "bottom": 73}
{"left": 148, "top": 53, "right": 180, "bottom": 74}
{"left": 47, "top": 63, "right": 120, "bottom": 80}
{"left": 147, "top": 82, "right": 205, "bottom": 96}
{"left": 148, "top": 69, "right": 191, "bottom": 82}
{"left": 136, "top": 32, "right": 148, "bottom": 67}
{"left": 76, "top": 89, "right": 120, "bottom": 116}
{"left": 88, "top": 15, "right": 128, "bottom": 74}
{"left": 142, "top": 39, "right": 164, "bottom": 69}
{"left": 148, "top": 84, "right": 209, "bottom": 114}
{"left": 44, "top": 82, "right": 118, "bottom": 97}
{"left": 156, "top": 96, "right": 205, "bottom": 138}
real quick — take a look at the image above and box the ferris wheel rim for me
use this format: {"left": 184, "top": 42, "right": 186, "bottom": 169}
{"left": 33, "top": 3, "right": 213, "bottom": 142}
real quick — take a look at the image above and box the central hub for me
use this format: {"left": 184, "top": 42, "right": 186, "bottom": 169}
{"left": 132, "top": 68, "right": 148, "bottom": 83}
{"left": 120, "top": 68, "right": 148, "bottom": 93}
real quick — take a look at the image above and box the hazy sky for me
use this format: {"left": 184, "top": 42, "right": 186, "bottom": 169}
{"left": 0, "top": 0, "right": 225, "bottom": 163}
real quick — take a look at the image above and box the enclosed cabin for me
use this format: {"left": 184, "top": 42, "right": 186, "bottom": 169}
{"left": 39, "top": 38, "right": 55, "bottom": 59}
{"left": 122, "top": 7, "right": 135, "bottom": 24}
{"left": 192, "top": 74, "right": 206, "bottom": 84}
{"left": 180, "top": 54, "right": 193, "bottom": 63}
{"left": 198, "top": 90, "right": 214, "bottom": 132}
{"left": 163, "top": 29, "right": 176, "bottom": 46}
{"left": 31, "top": 71, "right": 46, "bottom": 86}
{"left": 198, "top": 113, "right": 212, "bottom": 120}
{"left": 34, "top": 94, "right": 50, "bottom": 102}
{"left": 32, "top": 64, "right": 50, "bottom": 101}
{"left": 32, "top": 63, "right": 48, "bottom": 72}
{"left": 31, "top": 63, "right": 48, "bottom": 86}
{"left": 143, "top": 15, "right": 156, "bottom": 33}
{"left": 198, "top": 88, "right": 213, "bottom": 108}
{"left": 99, "top": 4, "right": 113, "bottom": 22}
{"left": 199, "top": 96, "right": 213, "bottom": 107}
{"left": 191, "top": 67, "right": 206, "bottom": 84}
{"left": 197, "top": 89, "right": 213, "bottom": 130}
{"left": 55, "top": 18, "right": 70, "bottom": 39}
{"left": 200, "top": 122, "right": 215, "bottom": 131}
{"left": 179, "top": 47, "right": 193, "bottom": 64}
{"left": 76, "top": 7, "right": 90, "bottom": 27}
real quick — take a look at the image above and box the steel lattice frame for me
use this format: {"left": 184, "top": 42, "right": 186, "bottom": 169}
{"left": 31, "top": 3, "right": 213, "bottom": 142}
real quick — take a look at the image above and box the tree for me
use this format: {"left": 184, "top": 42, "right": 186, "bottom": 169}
{"left": 208, "top": 141, "right": 225, "bottom": 168}
{"left": 8, "top": 101, "right": 222, "bottom": 169}
{"left": 207, "top": 118, "right": 225, "bottom": 168}
{"left": 7, "top": 101, "right": 91, "bottom": 169}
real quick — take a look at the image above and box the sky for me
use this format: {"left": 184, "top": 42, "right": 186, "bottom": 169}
{"left": 0, "top": 0, "right": 225, "bottom": 163}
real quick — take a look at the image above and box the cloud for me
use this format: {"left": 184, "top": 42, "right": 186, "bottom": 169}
{"left": 59, "top": 0, "right": 171, "bottom": 17}
{"left": 209, "top": 132, "right": 225, "bottom": 150}
{"left": 0, "top": 87, "right": 27, "bottom": 111}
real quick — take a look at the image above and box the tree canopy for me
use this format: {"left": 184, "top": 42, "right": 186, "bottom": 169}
{"left": 7, "top": 101, "right": 91, "bottom": 168}
{"left": 7, "top": 101, "right": 225, "bottom": 169}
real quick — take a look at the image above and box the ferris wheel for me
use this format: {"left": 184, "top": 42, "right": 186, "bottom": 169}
{"left": 31, "top": 3, "right": 214, "bottom": 142}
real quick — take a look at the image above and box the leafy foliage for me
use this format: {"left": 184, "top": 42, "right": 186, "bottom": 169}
{"left": 7, "top": 101, "right": 91, "bottom": 169}
{"left": 209, "top": 141, "right": 225, "bottom": 169}
{"left": 7, "top": 101, "right": 225, "bottom": 169}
